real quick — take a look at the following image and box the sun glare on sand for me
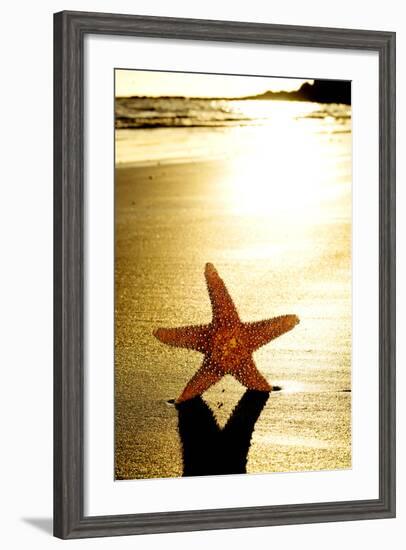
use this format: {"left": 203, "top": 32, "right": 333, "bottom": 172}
{"left": 221, "top": 101, "right": 346, "bottom": 221}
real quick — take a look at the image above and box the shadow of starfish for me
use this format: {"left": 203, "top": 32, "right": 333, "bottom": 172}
{"left": 176, "top": 389, "right": 270, "bottom": 476}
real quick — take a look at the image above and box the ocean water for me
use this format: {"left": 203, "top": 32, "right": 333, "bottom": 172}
{"left": 115, "top": 97, "right": 350, "bottom": 165}
{"left": 114, "top": 97, "right": 352, "bottom": 480}
{"left": 115, "top": 96, "right": 350, "bottom": 129}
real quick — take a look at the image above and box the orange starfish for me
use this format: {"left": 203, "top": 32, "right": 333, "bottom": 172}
{"left": 154, "top": 263, "right": 299, "bottom": 403}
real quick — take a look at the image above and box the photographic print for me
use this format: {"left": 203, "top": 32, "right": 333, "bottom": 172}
{"left": 114, "top": 69, "right": 352, "bottom": 481}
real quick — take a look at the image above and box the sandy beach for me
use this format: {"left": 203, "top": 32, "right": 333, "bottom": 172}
{"left": 114, "top": 129, "right": 352, "bottom": 479}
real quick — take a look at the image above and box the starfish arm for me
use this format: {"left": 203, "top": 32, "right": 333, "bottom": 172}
{"left": 153, "top": 325, "right": 210, "bottom": 352}
{"left": 205, "top": 263, "right": 240, "bottom": 325}
{"left": 243, "top": 314, "right": 299, "bottom": 350}
{"left": 232, "top": 358, "right": 272, "bottom": 392}
{"left": 176, "top": 357, "right": 223, "bottom": 403}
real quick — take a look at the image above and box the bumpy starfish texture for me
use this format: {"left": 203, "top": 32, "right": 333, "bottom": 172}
{"left": 154, "top": 263, "right": 299, "bottom": 403}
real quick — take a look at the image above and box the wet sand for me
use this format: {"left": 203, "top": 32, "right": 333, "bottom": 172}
{"left": 114, "top": 154, "right": 352, "bottom": 480}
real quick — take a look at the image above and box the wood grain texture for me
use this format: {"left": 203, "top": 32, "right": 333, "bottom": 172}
{"left": 53, "top": 10, "right": 396, "bottom": 539}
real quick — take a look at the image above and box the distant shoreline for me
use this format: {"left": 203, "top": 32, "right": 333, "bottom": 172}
{"left": 116, "top": 80, "right": 351, "bottom": 105}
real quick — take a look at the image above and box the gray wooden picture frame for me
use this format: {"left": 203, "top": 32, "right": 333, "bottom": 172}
{"left": 54, "top": 10, "right": 396, "bottom": 539}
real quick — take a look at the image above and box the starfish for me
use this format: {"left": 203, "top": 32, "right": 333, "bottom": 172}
{"left": 153, "top": 263, "right": 299, "bottom": 404}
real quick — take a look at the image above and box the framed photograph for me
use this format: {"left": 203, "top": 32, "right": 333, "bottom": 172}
{"left": 54, "top": 10, "right": 396, "bottom": 539}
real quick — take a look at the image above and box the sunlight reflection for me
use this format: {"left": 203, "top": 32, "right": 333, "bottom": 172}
{"left": 192, "top": 100, "right": 349, "bottom": 222}
{"left": 259, "top": 433, "right": 332, "bottom": 449}
{"left": 223, "top": 128, "right": 343, "bottom": 220}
